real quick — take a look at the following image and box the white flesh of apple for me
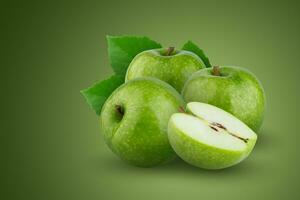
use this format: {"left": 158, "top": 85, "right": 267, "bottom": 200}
{"left": 172, "top": 102, "right": 257, "bottom": 151}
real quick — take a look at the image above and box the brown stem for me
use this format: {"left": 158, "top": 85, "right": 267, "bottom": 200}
{"left": 166, "top": 47, "right": 175, "bottom": 56}
{"left": 212, "top": 66, "right": 221, "bottom": 76}
{"left": 178, "top": 106, "right": 186, "bottom": 113}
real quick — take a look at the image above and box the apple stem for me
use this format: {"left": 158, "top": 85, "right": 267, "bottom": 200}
{"left": 115, "top": 105, "right": 124, "bottom": 116}
{"left": 178, "top": 106, "right": 186, "bottom": 113}
{"left": 212, "top": 66, "right": 221, "bottom": 76}
{"left": 166, "top": 47, "right": 175, "bottom": 56}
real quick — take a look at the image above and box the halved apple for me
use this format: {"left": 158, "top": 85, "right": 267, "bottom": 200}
{"left": 168, "top": 102, "right": 257, "bottom": 169}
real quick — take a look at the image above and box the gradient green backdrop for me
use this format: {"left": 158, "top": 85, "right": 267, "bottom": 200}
{"left": 1, "top": 0, "right": 300, "bottom": 199}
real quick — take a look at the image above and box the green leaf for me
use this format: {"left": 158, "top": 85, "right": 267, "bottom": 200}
{"left": 107, "top": 35, "right": 162, "bottom": 75}
{"left": 182, "top": 41, "right": 212, "bottom": 68}
{"left": 81, "top": 75, "right": 124, "bottom": 115}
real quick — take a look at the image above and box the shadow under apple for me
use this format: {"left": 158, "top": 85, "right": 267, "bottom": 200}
{"left": 254, "top": 128, "right": 274, "bottom": 151}
{"left": 91, "top": 129, "right": 271, "bottom": 178}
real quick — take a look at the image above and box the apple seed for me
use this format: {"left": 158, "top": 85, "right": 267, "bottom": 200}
{"left": 209, "top": 126, "right": 218, "bottom": 132}
{"left": 211, "top": 122, "right": 227, "bottom": 130}
{"left": 210, "top": 121, "right": 249, "bottom": 143}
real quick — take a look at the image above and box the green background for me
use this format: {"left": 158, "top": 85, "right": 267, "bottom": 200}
{"left": 1, "top": 0, "right": 300, "bottom": 199}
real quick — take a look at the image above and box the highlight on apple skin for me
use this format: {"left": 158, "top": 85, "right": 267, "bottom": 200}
{"left": 182, "top": 66, "right": 266, "bottom": 132}
{"left": 100, "top": 77, "right": 185, "bottom": 167}
{"left": 167, "top": 102, "right": 257, "bottom": 170}
{"left": 125, "top": 47, "right": 206, "bottom": 92}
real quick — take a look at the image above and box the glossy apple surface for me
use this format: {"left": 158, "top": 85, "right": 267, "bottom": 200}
{"left": 182, "top": 66, "right": 265, "bottom": 132}
{"left": 101, "top": 77, "right": 185, "bottom": 167}
{"left": 126, "top": 48, "right": 206, "bottom": 92}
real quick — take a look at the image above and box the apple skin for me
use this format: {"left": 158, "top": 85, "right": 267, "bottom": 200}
{"left": 182, "top": 66, "right": 266, "bottom": 132}
{"left": 168, "top": 116, "right": 257, "bottom": 169}
{"left": 125, "top": 48, "right": 206, "bottom": 92}
{"left": 100, "top": 77, "right": 185, "bottom": 167}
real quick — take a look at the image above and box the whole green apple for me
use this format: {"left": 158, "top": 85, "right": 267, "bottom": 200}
{"left": 125, "top": 47, "right": 206, "bottom": 92}
{"left": 101, "top": 77, "right": 185, "bottom": 167}
{"left": 182, "top": 66, "right": 266, "bottom": 132}
{"left": 168, "top": 102, "right": 257, "bottom": 169}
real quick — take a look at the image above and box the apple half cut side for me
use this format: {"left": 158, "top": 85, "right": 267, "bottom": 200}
{"left": 168, "top": 102, "right": 257, "bottom": 170}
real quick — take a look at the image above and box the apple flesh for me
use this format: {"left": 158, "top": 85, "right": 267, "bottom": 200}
{"left": 125, "top": 47, "right": 206, "bottom": 92}
{"left": 101, "top": 77, "right": 185, "bottom": 167}
{"left": 182, "top": 66, "right": 265, "bottom": 132}
{"left": 168, "top": 102, "right": 257, "bottom": 169}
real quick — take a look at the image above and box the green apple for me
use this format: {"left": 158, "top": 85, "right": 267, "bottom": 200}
{"left": 182, "top": 66, "right": 266, "bottom": 132}
{"left": 125, "top": 47, "right": 206, "bottom": 92}
{"left": 100, "top": 77, "right": 185, "bottom": 167}
{"left": 168, "top": 102, "right": 257, "bottom": 170}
